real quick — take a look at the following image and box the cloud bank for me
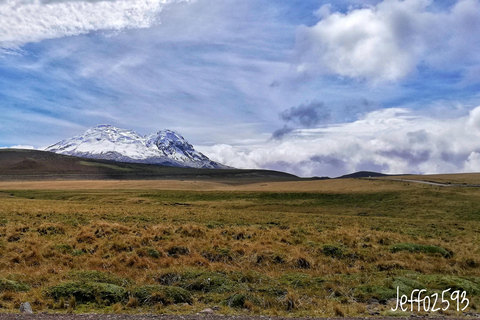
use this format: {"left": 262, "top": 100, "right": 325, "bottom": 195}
{"left": 0, "top": 0, "right": 187, "bottom": 49}
{"left": 296, "top": 0, "right": 480, "bottom": 82}
{"left": 200, "top": 106, "right": 480, "bottom": 177}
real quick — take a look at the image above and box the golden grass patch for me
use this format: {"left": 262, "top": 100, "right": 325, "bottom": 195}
{"left": 0, "top": 178, "right": 479, "bottom": 316}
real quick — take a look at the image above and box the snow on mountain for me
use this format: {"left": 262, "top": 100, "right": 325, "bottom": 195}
{"left": 45, "top": 124, "right": 229, "bottom": 169}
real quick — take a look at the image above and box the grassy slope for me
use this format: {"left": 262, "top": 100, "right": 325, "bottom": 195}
{"left": 0, "top": 178, "right": 479, "bottom": 316}
{"left": 0, "top": 149, "right": 299, "bottom": 183}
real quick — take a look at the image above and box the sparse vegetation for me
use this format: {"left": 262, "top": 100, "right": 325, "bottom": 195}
{"left": 389, "top": 242, "right": 453, "bottom": 258}
{"left": 0, "top": 177, "right": 479, "bottom": 316}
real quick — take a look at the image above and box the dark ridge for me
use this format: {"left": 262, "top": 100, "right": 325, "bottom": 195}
{"left": 304, "top": 176, "right": 331, "bottom": 180}
{"left": 0, "top": 149, "right": 301, "bottom": 184}
{"left": 337, "top": 171, "right": 390, "bottom": 179}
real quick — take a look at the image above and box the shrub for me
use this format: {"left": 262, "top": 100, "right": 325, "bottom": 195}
{"left": 0, "top": 279, "right": 30, "bottom": 292}
{"left": 179, "top": 271, "right": 238, "bottom": 293}
{"left": 322, "top": 244, "right": 345, "bottom": 258}
{"left": 389, "top": 243, "right": 453, "bottom": 258}
{"left": 133, "top": 285, "right": 192, "bottom": 305}
{"left": 37, "top": 225, "right": 65, "bottom": 236}
{"left": 355, "top": 277, "right": 423, "bottom": 302}
{"left": 55, "top": 244, "right": 73, "bottom": 254}
{"left": 148, "top": 248, "right": 161, "bottom": 259}
{"left": 155, "top": 272, "right": 182, "bottom": 286}
{"left": 46, "top": 281, "right": 127, "bottom": 305}
{"left": 67, "top": 270, "right": 133, "bottom": 287}
{"left": 226, "top": 293, "right": 246, "bottom": 308}
{"left": 294, "top": 257, "right": 311, "bottom": 269}
{"left": 228, "top": 270, "right": 268, "bottom": 284}
{"left": 201, "top": 247, "right": 233, "bottom": 262}
{"left": 421, "top": 275, "right": 480, "bottom": 295}
{"left": 225, "top": 293, "right": 260, "bottom": 308}
{"left": 257, "top": 286, "right": 288, "bottom": 297}
{"left": 279, "top": 273, "right": 324, "bottom": 289}
{"left": 167, "top": 246, "right": 190, "bottom": 257}
{"left": 72, "top": 250, "right": 85, "bottom": 256}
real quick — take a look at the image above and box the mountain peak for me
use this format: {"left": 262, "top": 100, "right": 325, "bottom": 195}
{"left": 45, "top": 125, "right": 228, "bottom": 169}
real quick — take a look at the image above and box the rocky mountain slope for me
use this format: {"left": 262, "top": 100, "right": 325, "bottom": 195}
{"left": 45, "top": 125, "right": 227, "bottom": 169}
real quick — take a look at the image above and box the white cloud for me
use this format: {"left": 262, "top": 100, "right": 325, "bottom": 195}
{"left": 0, "top": 145, "right": 35, "bottom": 150}
{"left": 296, "top": 0, "right": 480, "bottom": 82}
{"left": 200, "top": 106, "right": 480, "bottom": 177}
{"left": 0, "top": 0, "right": 189, "bottom": 49}
{"left": 465, "top": 152, "right": 480, "bottom": 172}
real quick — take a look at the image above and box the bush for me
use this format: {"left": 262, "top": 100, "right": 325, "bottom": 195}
{"left": 46, "top": 281, "right": 127, "bottom": 305}
{"left": 201, "top": 247, "right": 233, "bottom": 262}
{"left": 294, "top": 257, "right": 311, "bottom": 269}
{"left": 167, "top": 246, "right": 190, "bottom": 257}
{"left": 37, "top": 225, "right": 65, "bottom": 236}
{"left": 148, "top": 248, "right": 161, "bottom": 259}
{"left": 225, "top": 293, "right": 260, "bottom": 308}
{"left": 0, "top": 279, "right": 30, "bottom": 292}
{"left": 155, "top": 272, "right": 182, "bottom": 286}
{"left": 389, "top": 243, "right": 453, "bottom": 258}
{"left": 421, "top": 275, "right": 480, "bottom": 296}
{"left": 180, "top": 271, "right": 237, "bottom": 293}
{"left": 72, "top": 250, "right": 85, "bottom": 256}
{"left": 133, "top": 285, "right": 192, "bottom": 305}
{"left": 67, "top": 270, "right": 133, "bottom": 287}
{"left": 322, "top": 244, "right": 345, "bottom": 258}
{"left": 55, "top": 244, "right": 73, "bottom": 254}
{"left": 279, "top": 273, "right": 324, "bottom": 289}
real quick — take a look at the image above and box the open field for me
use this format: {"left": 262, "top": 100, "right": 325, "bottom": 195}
{"left": 0, "top": 177, "right": 480, "bottom": 317}
{"left": 380, "top": 173, "right": 480, "bottom": 186}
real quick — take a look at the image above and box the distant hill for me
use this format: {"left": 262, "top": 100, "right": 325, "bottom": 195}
{"left": 337, "top": 171, "right": 391, "bottom": 179}
{"left": 0, "top": 149, "right": 300, "bottom": 183}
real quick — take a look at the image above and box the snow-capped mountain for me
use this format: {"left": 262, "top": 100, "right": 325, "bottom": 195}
{"left": 45, "top": 125, "right": 228, "bottom": 169}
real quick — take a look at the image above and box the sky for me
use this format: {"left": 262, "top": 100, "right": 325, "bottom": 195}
{"left": 1, "top": 0, "right": 480, "bottom": 177}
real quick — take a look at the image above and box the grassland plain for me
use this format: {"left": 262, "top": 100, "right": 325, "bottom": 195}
{"left": 0, "top": 178, "right": 479, "bottom": 317}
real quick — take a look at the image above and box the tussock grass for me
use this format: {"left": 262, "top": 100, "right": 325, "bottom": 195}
{"left": 45, "top": 281, "right": 127, "bottom": 305}
{"left": 0, "top": 279, "right": 30, "bottom": 292}
{"left": 133, "top": 285, "right": 192, "bottom": 305}
{"left": 389, "top": 242, "right": 453, "bottom": 258}
{"left": 0, "top": 178, "right": 479, "bottom": 316}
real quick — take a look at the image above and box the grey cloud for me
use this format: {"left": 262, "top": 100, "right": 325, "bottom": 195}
{"left": 271, "top": 125, "right": 293, "bottom": 140}
{"left": 204, "top": 106, "right": 480, "bottom": 178}
{"left": 380, "top": 149, "right": 431, "bottom": 167}
{"left": 309, "top": 155, "right": 347, "bottom": 178}
{"left": 280, "top": 100, "right": 331, "bottom": 127}
{"left": 355, "top": 161, "right": 389, "bottom": 174}
{"left": 343, "top": 98, "right": 378, "bottom": 122}
{"left": 271, "top": 100, "right": 331, "bottom": 140}
{"left": 269, "top": 80, "right": 280, "bottom": 88}
{"left": 407, "top": 130, "right": 429, "bottom": 144}
{"left": 440, "top": 151, "right": 471, "bottom": 165}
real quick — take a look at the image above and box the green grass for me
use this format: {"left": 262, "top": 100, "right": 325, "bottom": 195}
{"left": 78, "top": 161, "right": 134, "bottom": 171}
{"left": 0, "top": 279, "right": 30, "bottom": 292}
{"left": 45, "top": 281, "right": 127, "bottom": 305}
{"left": 133, "top": 285, "right": 193, "bottom": 305}
{"left": 389, "top": 242, "right": 453, "bottom": 258}
{"left": 66, "top": 270, "right": 134, "bottom": 287}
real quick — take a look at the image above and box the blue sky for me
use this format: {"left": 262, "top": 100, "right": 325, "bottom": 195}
{"left": 1, "top": 0, "right": 480, "bottom": 177}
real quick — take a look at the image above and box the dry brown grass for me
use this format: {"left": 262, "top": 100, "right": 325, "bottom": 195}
{"left": 0, "top": 177, "right": 479, "bottom": 316}
{"left": 381, "top": 173, "right": 480, "bottom": 185}
{"left": 0, "top": 177, "right": 413, "bottom": 192}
